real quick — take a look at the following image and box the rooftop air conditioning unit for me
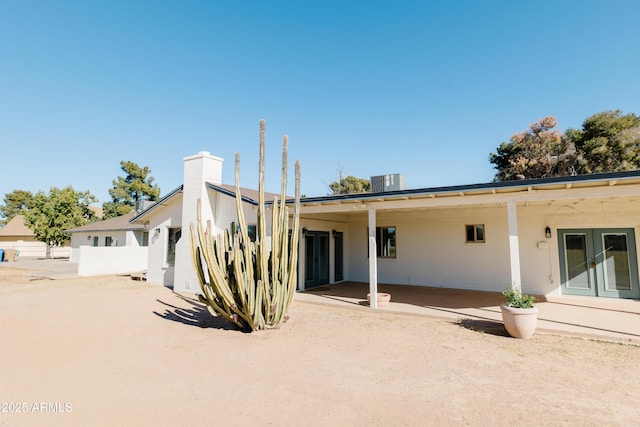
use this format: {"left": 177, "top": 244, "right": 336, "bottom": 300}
{"left": 370, "top": 174, "right": 407, "bottom": 192}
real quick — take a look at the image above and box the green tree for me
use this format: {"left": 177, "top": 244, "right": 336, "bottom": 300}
{"left": 0, "top": 189, "right": 33, "bottom": 226}
{"left": 23, "top": 186, "right": 97, "bottom": 259}
{"left": 566, "top": 110, "right": 640, "bottom": 174}
{"left": 489, "top": 116, "right": 578, "bottom": 181}
{"left": 103, "top": 161, "right": 161, "bottom": 219}
{"left": 329, "top": 175, "right": 371, "bottom": 194}
{"left": 328, "top": 165, "right": 371, "bottom": 194}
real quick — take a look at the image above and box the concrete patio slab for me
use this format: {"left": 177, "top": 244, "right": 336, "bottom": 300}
{"left": 296, "top": 282, "right": 640, "bottom": 345}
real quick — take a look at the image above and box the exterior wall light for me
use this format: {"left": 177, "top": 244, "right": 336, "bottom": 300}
{"left": 545, "top": 226, "right": 552, "bottom": 239}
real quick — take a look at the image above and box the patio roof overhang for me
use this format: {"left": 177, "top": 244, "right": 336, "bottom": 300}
{"left": 296, "top": 171, "right": 640, "bottom": 215}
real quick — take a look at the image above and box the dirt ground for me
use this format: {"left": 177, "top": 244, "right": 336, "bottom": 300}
{"left": 1, "top": 268, "right": 639, "bottom": 426}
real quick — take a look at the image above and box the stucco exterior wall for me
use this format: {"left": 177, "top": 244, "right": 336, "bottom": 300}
{"left": 317, "top": 196, "right": 640, "bottom": 297}
{"left": 70, "top": 231, "right": 128, "bottom": 248}
{"left": 145, "top": 195, "right": 183, "bottom": 287}
{"left": 517, "top": 198, "right": 640, "bottom": 296}
{"left": 139, "top": 186, "right": 265, "bottom": 290}
{"left": 173, "top": 188, "right": 262, "bottom": 291}
{"left": 215, "top": 189, "right": 260, "bottom": 235}
{"left": 344, "top": 207, "right": 512, "bottom": 293}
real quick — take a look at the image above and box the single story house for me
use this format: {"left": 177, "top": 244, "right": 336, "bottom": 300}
{"left": 0, "top": 214, "right": 71, "bottom": 258}
{"left": 72, "top": 150, "right": 640, "bottom": 306}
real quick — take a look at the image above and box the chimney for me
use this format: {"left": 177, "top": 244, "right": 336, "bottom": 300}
{"left": 173, "top": 151, "right": 223, "bottom": 293}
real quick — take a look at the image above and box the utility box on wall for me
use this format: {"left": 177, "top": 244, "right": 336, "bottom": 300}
{"left": 370, "top": 174, "right": 408, "bottom": 192}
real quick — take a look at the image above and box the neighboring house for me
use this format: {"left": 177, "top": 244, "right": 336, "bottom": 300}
{"left": 68, "top": 212, "right": 148, "bottom": 256}
{"left": 0, "top": 214, "right": 71, "bottom": 258}
{"left": 75, "top": 149, "right": 640, "bottom": 304}
{"left": 67, "top": 212, "right": 149, "bottom": 276}
{"left": 0, "top": 206, "right": 103, "bottom": 259}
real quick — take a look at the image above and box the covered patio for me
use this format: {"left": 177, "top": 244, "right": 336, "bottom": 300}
{"left": 296, "top": 170, "right": 640, "bottom": 306}
{"left": 295, "top": 282, "right": 640, "bottom": 344}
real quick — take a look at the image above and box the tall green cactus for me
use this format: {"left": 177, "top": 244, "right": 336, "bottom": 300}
{"left": 189, "top": 120, "right": 301, "bottom": 331}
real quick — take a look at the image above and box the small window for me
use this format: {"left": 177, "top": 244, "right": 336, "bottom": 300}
{"left": 234, "top": 224, "right": 257, "bottom": 242}
{"left": 466, "top": 224, "right": 485, "bottom": 243}
{"left": 105, "top": 236, "right": 113, "bottom": 247}
{"left": 247, "top": 225, "right": 257, "bottom": 243}
{"left": 167, "top": 227, "right": 182, "bottom": 265}
{"left": 368, "top": 226, "right": 396, "bottom": 258}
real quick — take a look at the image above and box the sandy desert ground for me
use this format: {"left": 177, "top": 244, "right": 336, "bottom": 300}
{"left": 1, "top": 267, "right": 640, "bottom": 426}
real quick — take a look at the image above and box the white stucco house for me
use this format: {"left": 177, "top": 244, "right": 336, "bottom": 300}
{"left": 72, "top": 149, "right": 640, "bottom": 305}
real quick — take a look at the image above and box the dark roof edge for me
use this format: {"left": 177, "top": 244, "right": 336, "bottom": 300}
{"left": 130, "top": 185, "right": 184, "bottom": 223}
{"left": 294, "top": 170, "right": 640, "bottom": 204}
{"left": 69, "top": 225, "right": 145, "bottom": 233}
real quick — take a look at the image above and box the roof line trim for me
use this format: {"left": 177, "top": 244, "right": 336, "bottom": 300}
{"left": 129, "top": 185, "right": 184, "bottom": 223}
{"left": 205, "top": 183, "right": 259, "bottom": 206}
{"left": 293, "top": 170, "right": 640, "bottom": 205}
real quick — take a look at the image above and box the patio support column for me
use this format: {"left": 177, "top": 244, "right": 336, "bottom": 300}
{"left": 507, "top": 199, "right": 522, "bottom": 292}
{"left": 368, "top": 206, "right": 378, "bottom": 308}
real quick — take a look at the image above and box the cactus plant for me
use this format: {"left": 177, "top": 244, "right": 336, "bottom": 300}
{"left": 189, "top": 119, "right": 301, "bottom": 331}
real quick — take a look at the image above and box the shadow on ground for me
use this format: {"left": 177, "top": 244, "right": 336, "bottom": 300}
{"left": 153, "top": 293, "right": 241, "bottom": 331}
{"left": 455, "top": 318, "right": 510, "bottom": 337}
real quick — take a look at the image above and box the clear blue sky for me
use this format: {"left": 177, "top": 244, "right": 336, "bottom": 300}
{"left": 1, "top": 1, "right": 639, "bottom": 205}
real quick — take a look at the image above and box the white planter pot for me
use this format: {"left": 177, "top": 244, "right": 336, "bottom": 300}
{"left": 367, "top": 293, "right": 391, "bottom": 307}
{"left": 500, "top": 303, "right": 538, "bottom": 339}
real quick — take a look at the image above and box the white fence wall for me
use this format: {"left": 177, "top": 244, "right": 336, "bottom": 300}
{"left": 77, "top": 246, "right": 148, "bottom": 277}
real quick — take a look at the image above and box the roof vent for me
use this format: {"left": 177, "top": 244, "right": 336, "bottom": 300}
{"left": 370, "top": 174, "right": 408, "bottom": 192}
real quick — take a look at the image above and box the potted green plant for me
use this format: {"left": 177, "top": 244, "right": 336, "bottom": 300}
{"left": 500, "top": 284, "right": 537, "bottom": 339}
